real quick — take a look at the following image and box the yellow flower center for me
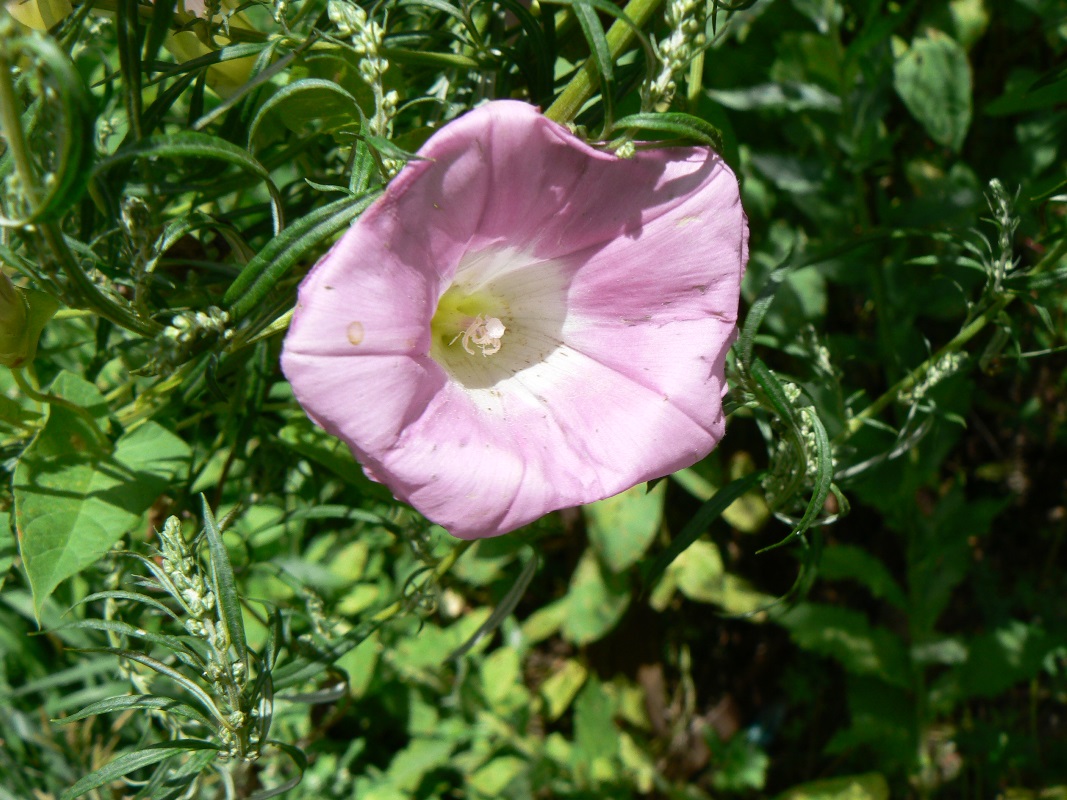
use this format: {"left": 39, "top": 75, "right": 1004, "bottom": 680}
{"left": 430, "top": 286, "right": 508, "bottom": 358}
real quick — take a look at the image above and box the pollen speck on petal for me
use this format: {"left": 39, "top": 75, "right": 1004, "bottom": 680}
{"left": 281, "top": 100, "right": 748, "bottom": 540}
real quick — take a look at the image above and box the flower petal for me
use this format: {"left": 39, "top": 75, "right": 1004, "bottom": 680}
{"left": 283, "top": 351, "right": 447, "bottom": 457}
{"left": 282, "top": 100, "right": 749, "bottom": 539}
{"left": 377, "top": 345, "right": 719, "bottom": 538}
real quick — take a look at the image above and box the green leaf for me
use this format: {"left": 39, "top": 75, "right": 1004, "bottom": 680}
{"left": 93, "top": 648, "right": 227, "bottom": 726}
{"left": 385, "top": 737, "right": 456, "bottom": 793}
{"left": 469, "top": 755, "right": 527, "bottom": 796}
{"left": 250, "top": 740, "right": 308, "bottom": 800}
{"left": 94, "top": 131, "right": 285, "bottom": 233}
{"left": 200, "top": 497, "right": 248, "bottom": 671}
{"left": 397, "top": 0, "right": 469, "bottom": 24}
{"left": 53, "top": 694, "right": 213, "bottom": 728}
{"left": 585, "top": 480, "right": 664, "bottom": 573}
{"left": 642, "top": 470, "right": 766, "bottom": 590}
{"left": 1004, "top": 265, "right": 1067, "bottom": 292}
{"left": 571, "top": 0, "right": 615, "bottom": 125}
{"left": 612, "top": 112, "right": 724, "bottom": 150}
{"left": 670, "top": 539, "right": 723, "bottom": 603}
{"left": 447, "top": 552, "right": 538, "bottom": 660}
{"left": 948, "top": 621, "right": 1062, "bottom": 699}
{"left": 786, "top": 406, "right": 834, "bottom": 539}
{"left": 560, "top": 549, "right": 630, "bottom": 645}
{"left": 223, "top": 191, "right": 379, "bottom": 322}
{"left": 737, "top": 255, "right": 796, "bottom": 371}
{"left": 56, "top": 619, "right": 203, "bottom": 664}
{"left": 749, "top": 358, "right": 799, "bottom": 426}
{"left": 60, "top": 740, "right": 220, "bottom": 800}
{"left": 707, "top": 82, "right": 842, "bottom": 113}
{"left": 0, "top": 511, "right": 14, "bottom": 592}
{"left": 247, "top": 78, "right": 363, "bottom": 147}
{"left": 78, "top": 589, "right": 181, "bottom": 620}
{"left": 892, "top": 30, "right": 972, "bottom": 152}
{"left": 116, "top": 0, "right": 145, "bottom": 140}
{"left": 13, "top": 372, "right": 190, "bottom": 618}
{"left": 539, "top": 658, "right": 588, "bottom": 720}
{"left": 817, "top": 545, "right": 907, "bottom": 610}
{"left": 774, "top": 772, "right": 889, "bottom": 800}
{"left": 778, "top": 603, "right": 912, "bottom": 688}
{"left": 572, "top": 676, "right": 617, "bottom": 771}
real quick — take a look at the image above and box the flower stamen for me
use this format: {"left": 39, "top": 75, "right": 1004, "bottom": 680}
{"left": 457, "top": 314, "right": 506, "bottom": 356}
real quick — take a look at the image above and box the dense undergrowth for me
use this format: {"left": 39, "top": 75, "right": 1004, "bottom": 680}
{"left": 1, "top": 0, "right": 1066, "bottom": 798}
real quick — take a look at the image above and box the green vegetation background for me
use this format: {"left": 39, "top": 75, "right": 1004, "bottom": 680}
{"left": 0, "top": 0, "right": 1065, "bottom": 798}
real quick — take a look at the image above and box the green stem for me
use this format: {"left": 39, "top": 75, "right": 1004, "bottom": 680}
{"left": 544, "top": 0, "right": 665, "bottom": 124}
{"left": 0, "top": 26, "right": 161, "bottom": 337}
{"left": 40, "top": 226, "right": 162, "bottom": 337}
{"left": 685, "top": 50, "right": 704, "bottom": 107}
{"left": 372, "top": 539, "right": 475, "bottom": 623}
{"left": 0, "top": 33, "right": 42, "bottom": 210}
{"left": 841, "top": 295, "right": 1009, "bottom": 440}
{"left": 841, "top": 237, "right": 1067, "bottom": 441}
{"left": 11, "top": 367, "right": 112, "bottom": 449}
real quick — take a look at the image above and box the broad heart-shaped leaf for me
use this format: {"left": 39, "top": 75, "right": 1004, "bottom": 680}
{"left": 13, "top": 371, "right": 190, "bottom": 619}
{"left": 892, "top": 29, "right": 972, "bottom": 152}
{"left": 560, "top": 549, "right": 630, "bottom": 646}
{"left": 584, "top": 480, "right": 665, "bottom": 573}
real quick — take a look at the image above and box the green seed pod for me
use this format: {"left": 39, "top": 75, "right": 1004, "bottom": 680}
{"left": 0, "top": 273, "right": 58, "bottom": 368}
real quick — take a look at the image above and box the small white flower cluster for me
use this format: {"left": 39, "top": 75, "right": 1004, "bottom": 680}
{"left": 643, "top": 0, "right": 707, "bottom": 111}
{"left": 762, "top": 384, "right": 828, "bottom": 512}
{"left": 273, "top": 0, "right": 289, "bottom": 26}
{"left": 986, "top": 178, "right": 1019, "bottom": 292}
{"left": 143, "top": 306, "right": 232, "bottom": 375}
{"left": 328, "top": 0, "right": 400, "bottom": 172}
{"left": 157, "top": 517, "right": 262, "bottom": 761}
{"left": 901, "top": 351, "right": 968, "bottom": 403}
{"left": 158, "top": 517, "right": 218, "bottom": 631}
{"left": 163, "top": 306, "right": 232, "bottom": 346}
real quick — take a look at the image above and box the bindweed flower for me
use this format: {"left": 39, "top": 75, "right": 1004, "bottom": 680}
{"left": 282, "top": 101, "right": 748, "bottom": 539}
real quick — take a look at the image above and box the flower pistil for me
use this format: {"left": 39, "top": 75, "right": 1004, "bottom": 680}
{"left": 458, "top": 314, "right": 506, "bottom": 356}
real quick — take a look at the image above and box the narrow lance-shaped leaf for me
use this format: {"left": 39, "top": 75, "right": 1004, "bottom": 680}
{"left": 249, "top": 740, "right": 308, "bottom": 800}
{"left": 448, "top": 550, "right": 539, "bottom": 660}
{"left": 57, "top": 619, "right": 205, "bottom": 667}
{"left": 642, "top": 470, "right": 766, "bottom": 591}
{"left": 570, "top": 0, "right": 616, "bottom": 127}
{"left": 200, "top": 496, "right": 248, "bottom": 672}
{"left": 737, "top": 254, "right": 796, "bottom": 371}
{"left": 224, "top": 191, "right": 379, "bottom": 322}
{"left": 246, "top": 78, "right": 362, "bottom": 147}
{"left": 59, "top": 740, "right": 220, "bottom": 800}
{"left": 94, "top": 648, "right": 228, "bottom": 728}
{"left": 612, "top": 112, "right": 725, "bottom": 150}
{"left": 94, "top": 131, "right": 285, "bottom": 234}
{"left": 53, "top": 694, "right": 214, "bottom": 727}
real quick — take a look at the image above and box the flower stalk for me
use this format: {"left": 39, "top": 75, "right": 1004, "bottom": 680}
{"left": 642, "top": 0, "right": 706, "bottom": 111}
{"left": 840, "top": 235, "right": 1067, "bottom": 442}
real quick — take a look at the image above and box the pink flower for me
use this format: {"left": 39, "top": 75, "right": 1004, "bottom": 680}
{"left": 281, "top": 101, "right": 748, "bottom": 539}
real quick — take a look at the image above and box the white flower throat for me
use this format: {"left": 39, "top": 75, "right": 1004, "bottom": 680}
{"left": 456, "top": 314, "right": 507, "bottom": 356}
